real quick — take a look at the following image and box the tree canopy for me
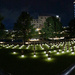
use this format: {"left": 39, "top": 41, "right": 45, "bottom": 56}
{"left": 69, "top": 18, "right": 75, "bottom": 37}
{"left": 14, "top": 11, "right": 36, "bottom": 44}
{"left": 40, "top": 16, "right": 62, "bottom": 40}
{"left": 0, "top": 14, "right": 6, "bottom": 39}
{"left": 0, "top": 14, "right": 5, "bottom": 30}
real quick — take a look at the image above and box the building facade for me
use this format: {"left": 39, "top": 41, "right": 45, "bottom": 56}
{"left": 31, "top": 16, "right": 51, "bottom": 29}
{"left": 31, "top": 15, "right": 60, "bottom": 29}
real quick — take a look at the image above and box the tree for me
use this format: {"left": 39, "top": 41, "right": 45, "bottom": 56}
{"left": 0, "top": 14, "right": 5, "bottom": 39}
{"left": 69, "top": 18, "right": 75, "bottom": 37}
{"left": 40, "top": 16, "right": 62, "bottom": 40}
{"left": 14, "top": 11, "right": 36, "bottom": 44}
{"left": 0, "top": 14, "right": 5, "bottom": 30}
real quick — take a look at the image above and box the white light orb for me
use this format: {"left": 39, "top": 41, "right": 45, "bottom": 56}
{"left": 67, "top": 50, "right": 69, "bottom": 52}
{"left": 56, "top": 15, "right": 59, "bottom": 18}
{"left": 6, "top": 47, "right": 8, "bottom": 48}
{"left": 44, "top": 51, "right": 46, "bottom": 53}
{"left": 49, "top": 51, "right": 51, "bottom": 52}
{"left": 72, "top": 52, "right": 74, "bottom": 54}
{"left": 59, "top": 49, "right": 61, "bottom": 51}
{"left": 21, "top": 55, "right": 24, "bottom": 57}
{"left": 54, "top": 50, "right": 56, "bottom": 52}
{"left": 57, "top": 52, "right": 59, "bottom": 54}
{"left": 62, "top": 51, "right": 64, "bottom": 53}
{"left": 46, "top": 54, "right": 48, "bottom": 56}
{"left": 48, "top": 57, "right": 51, "bottom": 60}
{"left": 13, "top": 52, "right": 16, "bottom": 54}
{"left": 71, "top": 49, "right": 73, "bottom": 51}
{"left": 34, "top": 54, "right": 36, "bottom": 57}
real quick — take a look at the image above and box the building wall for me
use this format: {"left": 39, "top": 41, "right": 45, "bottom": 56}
{"left": 31, "top": 16, "right": 50, "bottom": 29}
{"left": 31, "top": 15, "right": 60, "bottom": 29}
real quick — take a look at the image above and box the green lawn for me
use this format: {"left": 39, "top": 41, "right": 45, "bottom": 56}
{"left": 0, "top": 41, "right": 75, "bottom": 75}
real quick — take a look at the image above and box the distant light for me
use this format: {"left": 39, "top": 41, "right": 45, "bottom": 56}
{"left": 71, "top": 49, "right": 73, "bottom": 51}
{"left": 73, "top": 1, "right": 75, "bottom": 3}
{"left": 44, "top": 51, "right": 46, "bottom": 53}
{"left": 34, "top": 54, "right": 36, "bottom": 57}
{"left": 46, "top": 54, "right": 48, "bottom": 56}
{"left": 29, "top": 38, "right": 39, "bottom": 41}
{"left": 62, "top": 51, "right": 64, "bottom": 53}
{"left": 25, "top": 42, "right": 29, "bottom": 44}
{"left": 4, "top": 30, "right": 8, "bottom": 32}
{"left": 67, "top": 50, "right": 69, "bottom": 52}
{"left": 39, "top": 32, "right": 41, "bottom": 34}
{"left": 59, "top": 49, "right": 61, "bottom": 51}
{"left": 56, "top": 15, "right": 59, "bottom": 18}
{"left": 57, "top": 52, "right": 59, "bottom": 54}
{"left": 12, "top": 39, "right": 13, "bottom": 42}
{"left": 72, "top": 52, "right": 74, "bottom": 54}
{"left": 0, "top": 42, "right": 4, "bottom": 44}
{"left": 35, "top": 28, "right": 41, "bottom": 31}
{"left": 48, "top": 57, "right": 51, "bottom": 60}
{"left": 49, "top": 51, "right": 51, "bottom": 52}
{"left": 21, "top": 55, "right": 24, "bottom": 57}
{"left": 13, "top": 52, "right": 16, "bottom": 54}
{"left": 54, "top": 50, "right": 56, "bottom": 52}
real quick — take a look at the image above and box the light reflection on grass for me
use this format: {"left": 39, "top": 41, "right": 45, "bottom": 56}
{"left": 44, "top": 57, "right": 55, "bottom": 62}
{"left": 11, "top": 52, "right": 18, "bottom": 55}
{"left": 31, "top": 55, "right": 38, "bottom": 59}
{"left": 69, "top": 52, "right": 75, "bottom": 56}
{"left": 18, "top": 55, "right": 26, "bottom": 59}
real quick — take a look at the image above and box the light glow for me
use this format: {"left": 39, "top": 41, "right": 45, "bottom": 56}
{"left": 48, "top": 57, "right": 51, "bottom": 60}
{"left": 62, "top": 51, "right": 64, "bottom": 53}
{"left": 44, "top": 51, "right": 46, "bottom": 53}
{"left": 54, "top": 50, "right": 56, "bottom": 52}
{"left": 67, "top": 50, "right": 69, "bottom": 52}
{"left": 72, "top": 52, "right": 74, "bottom": 54}
{"left": 29, "top": 38, "right": 39, "bottom": 41}
{"left": 34, "top": 54, "right": 36, "bottom": 57}
{"left": 46, "top": 54, "right": 48, "bottom": 56}
{"left": 49, "top": 51, "right": 51, "bottom": 52}
{"left": 57, "top": 52, "right": 59, "bottom": 54}
{"left": 21, "top": 55, "right": 24, "bottom": 57}
{"left": 13, "top": 52, "right": 16, "bottom": 54}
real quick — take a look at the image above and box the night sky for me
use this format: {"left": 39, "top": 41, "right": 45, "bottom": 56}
{"left": 0, "top": 0, "right": 75, "bottom": 29}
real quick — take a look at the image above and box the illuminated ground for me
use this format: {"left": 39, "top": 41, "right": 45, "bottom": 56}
{"left": 0, "top": 41, "right": 75, "bottom": 75}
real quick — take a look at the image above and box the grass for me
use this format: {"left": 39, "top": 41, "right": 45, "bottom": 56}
{"left": 0, "top": 41, "right": 75, "bottom": 75}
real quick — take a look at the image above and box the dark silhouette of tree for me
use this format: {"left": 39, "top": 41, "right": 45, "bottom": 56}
{"left": 0, "top": 15, "right": 5, "bottom": 30}
{"left": 0, "top": 14, "right": 5, "bottom": 39}
{"left": 14, "top": 11, "right": 36, "bottom": 44}
{"left": 40, "top": 16, "right": 62, "bottom": 40}
{"left": 69, "top": 18, "right": 75, "bottom": 37}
